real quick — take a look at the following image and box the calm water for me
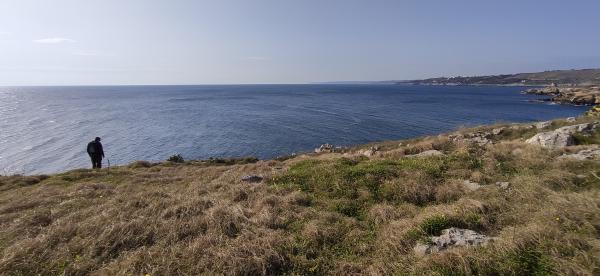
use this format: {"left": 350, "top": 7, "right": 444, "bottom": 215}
{"left": 0, "top": 85, "right": 587, "bottom": 174}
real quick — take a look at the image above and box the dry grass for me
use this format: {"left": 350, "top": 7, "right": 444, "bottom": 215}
{"left": 1, "top": 118, "right": 599, "bottom": 275}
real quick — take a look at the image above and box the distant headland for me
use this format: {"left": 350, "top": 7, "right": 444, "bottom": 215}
{"left": 400, "top": 68, "right": 600, "bottom": 86}
{"left": 403, "top": 68, "right": 600, "bottom": 106}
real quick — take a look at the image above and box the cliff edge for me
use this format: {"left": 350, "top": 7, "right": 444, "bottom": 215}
{"left": 1, "top": 116, "right": 599, "bottom": 275}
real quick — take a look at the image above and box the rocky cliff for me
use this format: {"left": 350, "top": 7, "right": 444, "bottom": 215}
{"left": 525, "top": 85, "right": 600, "bottom": 105}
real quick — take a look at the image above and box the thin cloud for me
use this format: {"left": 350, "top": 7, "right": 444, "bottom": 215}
{"left": 33, "top": 37, "right": 75, "bottom": 44}
{"left": 0, "top": 31, "right": 10, "bottom": 35}
{"left": 73, "top": 50, "right": 115, "bottom": 57}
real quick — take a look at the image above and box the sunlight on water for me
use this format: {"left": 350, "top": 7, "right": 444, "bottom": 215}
{"left": 0, "top": 85, "right": 587, "bottom": 174}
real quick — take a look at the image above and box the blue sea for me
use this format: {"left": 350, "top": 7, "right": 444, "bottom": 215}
{"left": 0, "top": 85, "right": 587, "bottom": 174}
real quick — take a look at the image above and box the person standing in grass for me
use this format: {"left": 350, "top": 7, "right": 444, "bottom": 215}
{"left": 87, "top": 137, "right": 105, "bottom": 169}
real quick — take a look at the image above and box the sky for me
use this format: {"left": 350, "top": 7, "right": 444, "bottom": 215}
{"left": 0, "top": 0, "right": 599, "bottom": 85}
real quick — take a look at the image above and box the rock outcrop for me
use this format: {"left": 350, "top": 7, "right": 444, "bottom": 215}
{"left": 314, "top": 144, "right": 347, "bottom": 153}
{"left": 534, "top": 121, "right": 552, "bottom": 129}
{"left": 526, "top": 122, "right": 598, "bottom": 148}
{"left": 414, "top": 228, "right": 492, "bottom": 255}
{"left": 407, "top": 150, "right": 445, "bottom": 158}
{"left": 360, "top": 146, "right": 380, "bottom": 157}
{"left": 449, "top": 132, "right": 491, "bottom": 146}
{"left": 558, "top": 147, "right": 600, "bottom": 160}
{"left": 525, "top": 86, "right": 600, "bottom": 105}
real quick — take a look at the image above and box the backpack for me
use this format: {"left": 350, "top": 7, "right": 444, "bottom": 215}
{"left": 87, "top": 142, "right": 96, "bottom": 154}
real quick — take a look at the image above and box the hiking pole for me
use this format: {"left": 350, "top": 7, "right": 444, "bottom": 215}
{"left": 107, "top": 158, "right": 111, "bottom": 174}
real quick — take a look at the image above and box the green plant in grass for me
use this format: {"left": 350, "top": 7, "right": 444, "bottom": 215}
{"left": 167, "top": 154, "right": 184, "bottom": 163}
{"left": 334, "top": 200, "right": 362, "bottom": 218}
{"left": 420, "top": 215, "right": 452, "bottom": 235}
{"left": 572, "top": 129, "right": 600, "bottom": 145}
{"left": 503, "top": 247, "right": 555, "bottom": 275}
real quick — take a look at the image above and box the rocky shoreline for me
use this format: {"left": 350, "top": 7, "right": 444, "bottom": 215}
{"left": 524, "top": 85, "right": 600, "bottom": 106}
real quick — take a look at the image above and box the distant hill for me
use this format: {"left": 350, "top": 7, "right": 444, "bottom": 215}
{"left": 312, "top": 80, "right": 398, "bottom": 85}
{"left": 403, "top": 68, "right": 600, "bottom": 86}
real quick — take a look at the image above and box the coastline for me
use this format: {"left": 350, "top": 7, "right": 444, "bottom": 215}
{"left": 523, "top": 85, "right": 600, "bottom": 106}
{"left": 1, "top": 114, "right": 599, "bottom": 274}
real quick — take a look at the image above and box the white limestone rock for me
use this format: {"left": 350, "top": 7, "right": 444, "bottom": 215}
{"left": 525, "top": 123, "right": 598, "bottom": 148}
{"left": 414, "top": 228, "right": 491, "bottom": 256}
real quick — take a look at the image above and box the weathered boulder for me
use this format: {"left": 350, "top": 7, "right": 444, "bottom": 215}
{"left": 241, "top": 175, "right": 263, "bottom": 183}
{"left": 495, "top": 181, "right": 510, "bottom": 189}
{"left": 361, "top": 146, "right": 380, "bottom": 157}
{"left": 407, "top": 150, "right": 445, "bottom": 158}
{"left": 315, "top": 143, "right": 346, "bottom": 153}
{"left": 558, "top": 148, "right": 600, "bottom": 161}
{"left": 492, "top": 127, "right": 505, "bottom": 135}
{"left": 314, "top": 143, "right": 334, "bottom": 153}
{"left": 468, "top": 136, "right": 491, "bottom": 146}
{"left": 414, "top": 228, "right": 491, "bottom": 255}
{"left": 449, "top": 132, "right": 491, "bottom": 146}
{"left": 534, "top": 121, "right": 552, "bottom": 129}
{"left": 462, "top": 180, "right": 481, "bottom": 191}
{"left": 525, "top": 122, "right": 598, "bottom": 148}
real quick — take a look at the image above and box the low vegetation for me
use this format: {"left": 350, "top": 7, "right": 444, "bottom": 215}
{"left": 0, "top": 117, "right": 599, "bottom": 275}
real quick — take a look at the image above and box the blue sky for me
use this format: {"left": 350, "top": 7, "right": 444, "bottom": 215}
{"left": 0, "top": 0, "right": 599, "bottom": 85}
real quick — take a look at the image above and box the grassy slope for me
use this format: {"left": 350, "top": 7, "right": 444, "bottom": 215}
{"left": 1, "top": 117, "right": 599, "bottom": 275}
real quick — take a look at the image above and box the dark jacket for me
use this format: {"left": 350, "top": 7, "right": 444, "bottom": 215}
{"left": 87, "top": 141, "right": 104, "bottom": 158}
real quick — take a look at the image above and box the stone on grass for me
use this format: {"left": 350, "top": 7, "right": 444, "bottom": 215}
{"left": 314, "top": 143, "right": 334, "bottom": 153}
{"left": 449, "top": 133, "right": 491, "bottom": 146}
{"left": 241, "top": 175, "right": 263, "bottom": 183}
{"left": 468, "top": 136, "right": 491, "bottom": 146}
{"left": 557, "top": 148, "right": 600, "bottom": 161}
{"left": 414, "top": 228, "right": 491, "bottom": 256}
{"left": 495, "top": 182, "right": 510, "bottom": 189}
{"left": 492, "top": 127, "right": 505, "bottom": 135}
{"left": 407, "top": 150, "right": 445, "bottom": 158}
{"left": 525, "top": 122, "right": 598, "bottom": 148}
{"left": 361, "top": 146, "right": 380, "bottom": 157}
{"left": 462, "top": 180, "right": 481, "bottom": 191}
{"left": 534, "top": 121, "right": 552, "bottom": 129}
{"left": 314, "top": 143, "right": 346, "bottom": 153}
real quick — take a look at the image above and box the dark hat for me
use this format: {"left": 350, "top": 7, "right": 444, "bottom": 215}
{"left": 95, "top": 137, "right": 101, "bottom": 141}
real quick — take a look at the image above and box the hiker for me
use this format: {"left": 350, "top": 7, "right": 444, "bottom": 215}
{"left": 87, "top": 137, "right": 105, "bottom": 169}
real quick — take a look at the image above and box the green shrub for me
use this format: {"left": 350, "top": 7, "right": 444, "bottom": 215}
{"left": 334, "top": 201, "right": 362, "bottom": 218}
{"left": 502, "top": 247, "right": 555, "bottom": 275}
{"left": 572, "top": 129, "right": 600, "bottom": 145}
{"left": 432, "top": 139, "right": 455, "bottom": 152}
{"left": 403, "top": 228, "right": 425, "bottom": 242}
{"left": 206, "top": 156, "right": 258, "bottom": 165}
{"left": 420, "top": 215, "right": 452, "bottom": 235}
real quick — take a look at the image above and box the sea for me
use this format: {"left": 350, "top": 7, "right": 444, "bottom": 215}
{"left": 0, "top": 84, "right": 588, "bottom": 175}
